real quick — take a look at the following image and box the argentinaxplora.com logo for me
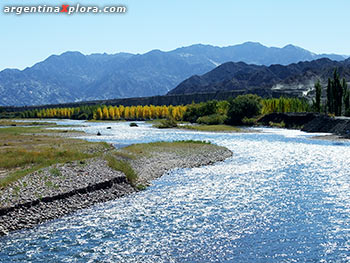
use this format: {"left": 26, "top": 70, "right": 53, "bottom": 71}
{"left": 3, "top": 4, "right": 127, "bottom": 15}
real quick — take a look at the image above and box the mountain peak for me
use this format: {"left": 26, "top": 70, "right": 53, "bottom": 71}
{"left": 1, "top": 42, "right": 349, "bottom": 106}
{"left": 241, "top": 41, "right": 265, "bottom": 47}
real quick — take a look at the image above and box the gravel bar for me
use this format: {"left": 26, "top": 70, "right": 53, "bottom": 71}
{"left": 0, "top": 145, "right": 232, "bottom": 236}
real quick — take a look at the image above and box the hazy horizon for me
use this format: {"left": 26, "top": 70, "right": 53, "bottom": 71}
{"left": 1, "top": 41, "right": 349, "bottom": 71}
{"left": 1, "top": 0, "right": 350, "bottom": 70}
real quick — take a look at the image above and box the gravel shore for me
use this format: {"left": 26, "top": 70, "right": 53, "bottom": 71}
{"left": 0, "top": 144, "right": 232, "bottom": 236}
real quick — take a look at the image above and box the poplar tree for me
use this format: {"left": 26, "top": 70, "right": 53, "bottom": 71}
{"left": 315, "top": 80, "right": 322, "bottom": 113}
{"left": 327, "top": 78, "right": 333, "bottom": 114}
{"left": 343, "top": 78, "right": 350, "bottom": 115}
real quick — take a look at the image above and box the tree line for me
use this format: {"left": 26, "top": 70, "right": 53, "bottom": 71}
{"left": 314, "top": 69, "right": 349, "bottom": 116}
{"left": 17, "top": 96, "right": 313, "bottom": 125}
{"left": 21, "top": 105, "right": 187, "bottom": 121}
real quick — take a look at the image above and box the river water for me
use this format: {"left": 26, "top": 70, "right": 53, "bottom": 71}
{"left": 1, "top": 121, "right": 350, "bottom": 262}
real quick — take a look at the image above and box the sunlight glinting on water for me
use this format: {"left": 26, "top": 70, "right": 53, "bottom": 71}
{"left": 1, "top": 121, "right": 350, "bottom": 262}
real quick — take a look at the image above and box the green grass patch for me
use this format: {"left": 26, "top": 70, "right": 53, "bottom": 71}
{"left": 105, "top": 155, "right": 137, "bottom": 185}
{"left": 112, "top": 151, "right": 136, "bottom": 160}
{"left": 0, "top": 119, "right": 57, "bottom": 127}
{"left": 173, "top": 140, "right": 211, "bottom": 145}
{"left": 121, "top": 140, "right": 215, "bottom": 158}
{"left": 0, "top": 148, "right": 91, "bottom": 170}
{"left": 0, "top": 125, "right": 112, "bottom": 188}
{"left": 180, "top": 124, "right": 241, "bottom": 132}
{"left": 50, "top": 167, "right": 62, "bottom": 177}
{"left": 268, "top": 121, "right": 286, "bottom": 128}
{"left": 154, "top": 118, "right": 178, "bottom": 129}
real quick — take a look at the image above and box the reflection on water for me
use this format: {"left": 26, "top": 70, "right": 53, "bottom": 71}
{"left": 1, "top": 121, "right": 350, "bottom": 262}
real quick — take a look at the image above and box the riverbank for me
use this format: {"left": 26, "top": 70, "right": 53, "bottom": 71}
{"left": 258, "top": 113, "right": 350, "bottom": 139}
{"left": 0, "top": 122, "right": 232, "bottom": 236}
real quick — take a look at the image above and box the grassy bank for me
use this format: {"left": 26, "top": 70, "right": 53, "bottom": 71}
{"left": 0, "top": 120, "right": 231, "bottom": 191}
{"left": 180, "top": 124, "right": 242, "bottom": 132}
{"left": 0, "top": 121, "right": 112, "bottom": 188}
{"left": 0, "top": 119, "right": 56, "bottom": 127}
{"left": 0, "top": 120, "right": 233, "bottom": 234}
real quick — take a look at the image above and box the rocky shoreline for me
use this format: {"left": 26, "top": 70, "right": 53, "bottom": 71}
{"left": 259, "top": 113, "right": 350, "bottom": 139}
{"left": 0, "top": 144, "right": 232, "bottom": 236}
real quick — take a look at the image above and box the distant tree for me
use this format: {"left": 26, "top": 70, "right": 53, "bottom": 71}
{"left": 129, "top": 106, "right": 136, "bottom": 119}
{"left": 124, "top": 106, "right": 130, "bottom": 120}
{"left": 343, "top": 78, "right": 350, "bottom": 116}
{"left": 314, "top": 80, "right": 322, "bottom": 113}
{"left": 119, "top": 105, "right": 125, "bottom": 119}
{"left": 334, "top": 70, "right": 343, "bottom": 116}
{"left": 327, "top": 78, "right": 334, "bottom": 114}
{"left": 226, "top": 94, "right": 262, "bottom": 125}
{"left": 327, "top": 69, "right": 344, "bottom": 116}
{"left": 108, "top": 106, "right": 115, "bottom": 120}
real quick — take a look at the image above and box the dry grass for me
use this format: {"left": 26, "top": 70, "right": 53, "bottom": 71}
{"left": 0, "top": 125, "right": 113, "bottom": 188}
{"left": 0, "top": 119, "right": 56, "bottom": 127}
{"left": 119, "top": 140, "right": 216, "bottom": 158}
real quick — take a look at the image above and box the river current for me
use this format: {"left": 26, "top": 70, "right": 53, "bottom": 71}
{"left": 1, "top": 121, "right": 350, "bottom": 262}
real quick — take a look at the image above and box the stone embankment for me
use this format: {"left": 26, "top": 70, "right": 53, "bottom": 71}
{"left": 259, "top": 113, "right": 350, "bottom": 138}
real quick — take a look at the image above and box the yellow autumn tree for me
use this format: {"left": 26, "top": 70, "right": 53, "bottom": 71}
{"left": 102, "top": 106, "right": 109, "bottom": 120}
{"left": 124, "top": 106, "right": 130, "bottom": 120}
{"left": 108, "top": 106, "right": 115, "bottom": 120}
{"left": 96, "top": 107, "right": 103, "bottom": 120}
{"left": 143, "top": 105, "right": 151, "bottom": 120}
{"left": 149, "top": 105, "right": 156, "bottom": 119}
{"left": 136, "top": 105, "right": 143, "bottom": 120}
{"left": 119, "top": 105, "right": 125, "bottom": 119}
{"left": 129, "top": 106, "right": 136, "bottom": 119}
{"left": 161, "top": 106, "right": 169, "bottom": 118}
{"left": 114, "top": 106, "right": 120, "bottom": 120}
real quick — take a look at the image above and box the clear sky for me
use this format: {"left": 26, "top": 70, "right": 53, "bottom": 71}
{"left": 1, "top": 0, "right": 350, "bottom": 70}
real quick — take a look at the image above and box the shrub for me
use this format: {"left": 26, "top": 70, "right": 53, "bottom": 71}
{"left": 106, "top": 155, "right": 137, "bottom": 185}
{"left": 242, "top": 117, "right": 258, "bottom": 126}
{"left": 345, "top": 108, "right": 350, "bottom": 117}
{"left": 155, "top": 118, "right": 178, "bottom": 129}
{"left": 196, "top": 114, "right": 227, "bottom": 125}
{"left": 50, "top": 167, "right": 61, "bottom": 177}
{"left": 183, "top": 100, "right": 218, "bottom": 123}
{"left": 268, "top": 121, "right": 286, "bottom": 128}
{"left": 226, "top": 94, "right": 262, "bottom": 125}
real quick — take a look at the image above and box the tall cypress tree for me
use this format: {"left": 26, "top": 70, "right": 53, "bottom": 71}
{"left": 333, "top": 69, "right": 343, "bottom": 116}
{"left": 327, "top": 78, "right": 333, "bottom": 114}
{"left": 343, "top": 78, "right": 350, "bottom": 116}
{"left": 314, "top": 80, "right": 322, "bottom": 113}
{"left": 327, "top": 69, "right": 343, "bottom": 116}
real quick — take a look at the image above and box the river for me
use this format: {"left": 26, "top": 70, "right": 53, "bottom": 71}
{"left": 1, "top": 120, "right": 350, "bottom": 262}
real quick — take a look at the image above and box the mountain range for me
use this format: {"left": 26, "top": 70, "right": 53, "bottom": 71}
{"left": 168, "top": 58, "right": 350, "bottom": 97}
{"left": 0, "top": 42, "right": 348, "bottom": 106}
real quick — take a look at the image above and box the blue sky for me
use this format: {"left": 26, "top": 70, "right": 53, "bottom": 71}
{"left": 1, "top": 0, "right": 350, "bottom": 70}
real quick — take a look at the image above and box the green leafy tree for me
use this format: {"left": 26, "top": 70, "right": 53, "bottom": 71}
{"left": 226, "top": 94, "right": 262, "bottom": 125}
{"left": 327, "top": 78, "right": 333, "bottom": 114}
{"left": 314, "top": 80, "right": 322, "bottom": 113}
{"left": 327, "top": 69, "right": 344, "bottom": 116}
{"left": 343, "top": 78, "right": 350, "bottom": 116}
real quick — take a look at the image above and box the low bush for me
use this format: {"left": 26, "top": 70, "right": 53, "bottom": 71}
{"left": 155, "top": 118, "right": 178, "bottom": 128}
{"left": 196, "top": 114, "right": 227, "bottom": 125}
{"left": 106, "top": 155, "right": 138, "bottom": 185}
{"left": 242, "top": 117, "right": 258, "bottom": 126}
{"left": 268, "top": 121, "right": 286, "bottom": 128}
